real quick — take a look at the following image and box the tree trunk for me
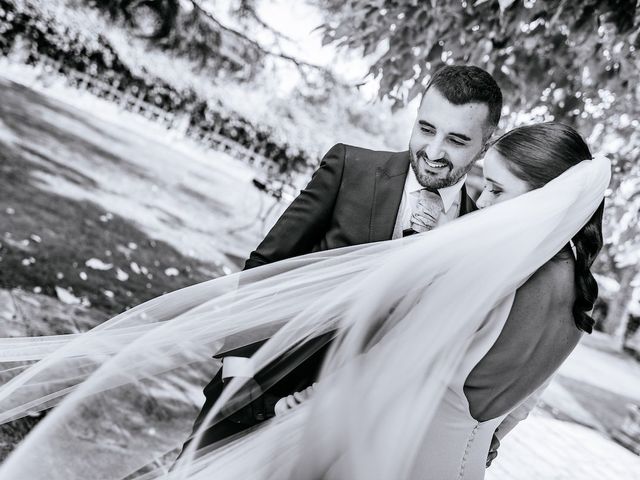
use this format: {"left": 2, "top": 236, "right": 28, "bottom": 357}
{"left": 626, "top": 323, "right": 640, "bottom": 355}
{"left": 603, "top": 266, "right": 637, "bottom": 350}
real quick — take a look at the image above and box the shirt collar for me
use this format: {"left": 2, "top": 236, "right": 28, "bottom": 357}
{"left": 405, "top": 168, "right": 466, "bottom": 214}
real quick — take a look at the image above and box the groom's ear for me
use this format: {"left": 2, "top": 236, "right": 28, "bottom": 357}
{"left": 477, "top": 140, "right": 490, "bottom": 159}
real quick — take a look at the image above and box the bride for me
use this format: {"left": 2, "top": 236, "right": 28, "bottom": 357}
{"left": 0, "top": 123, "right": 609, "bottom": 479}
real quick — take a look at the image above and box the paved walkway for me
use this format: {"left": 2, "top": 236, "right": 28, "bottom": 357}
{"left": 559, "top": 333, "right": 640, "bottom": 401}
{"left": 486, "top": 414, "right": 640, "bottom": 479}
{"left": 486, "top": 333, "right": 640, "bottom": 479}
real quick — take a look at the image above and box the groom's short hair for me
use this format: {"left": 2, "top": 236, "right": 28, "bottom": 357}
{"left": 422, "top": 65, "right": 503, "bottom": 135}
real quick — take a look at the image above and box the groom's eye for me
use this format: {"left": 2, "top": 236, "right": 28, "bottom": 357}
{"left": 448, "top": 137, "right": 466, "bottom": 146}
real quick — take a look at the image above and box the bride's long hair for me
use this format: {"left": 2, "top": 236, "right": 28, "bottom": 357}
{"left": 492, "top": 122, "right": 604, "bottom": 332}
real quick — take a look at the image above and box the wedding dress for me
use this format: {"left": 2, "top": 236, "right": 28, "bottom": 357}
{"left": 407, "top": 293, "right": 515, "bottom": 479}
{"left": 172, "top": 294, "right": 519, "bottom": 480}
{"left": 0, "top": 157, "right": 610, "bottom": 480}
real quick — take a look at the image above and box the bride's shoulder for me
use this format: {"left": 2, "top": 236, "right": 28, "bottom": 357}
{"left": 512, "top": 246, "right": 577, "bottom": 337}
{"left": 529, "top": 245, "right": 576, "bottom": 301}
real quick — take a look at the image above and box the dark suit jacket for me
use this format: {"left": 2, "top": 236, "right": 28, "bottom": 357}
{"left": 197, "top": 144, "right": 475, "bottom": 420}
{"left": 187, "top": 144, "right": 580, "bottom": 453}
{"left": 245, "top": 143, "right": 476, "bottom": 269}
{"left": 240, "top": 143, "right": 476, "bottom": 393}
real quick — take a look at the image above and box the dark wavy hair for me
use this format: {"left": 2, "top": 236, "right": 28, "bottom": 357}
{"left": 423, "top": 65, "right": 503, "bottom": 135}
{"left": 492, "top": 122, "right": 604, "bottom": 333}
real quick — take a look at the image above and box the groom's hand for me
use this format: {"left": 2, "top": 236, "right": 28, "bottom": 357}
{"left": 274, "top": 383, "right": 317, "bottom": 416}
{"left": 486, "top": 433, "right": 500, "bottom": 467}
{"left": 409, "top": 193, "right": 442, "bottom": 233}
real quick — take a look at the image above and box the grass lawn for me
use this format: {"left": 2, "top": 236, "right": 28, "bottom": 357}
{"left": 555, "top": 375, "right": 639, "bottom": 442}
{"left": 0, "top": 75, "right": 270, "bottom": 464}
{"left": 0, "top": 76, "right": 267, "bottom": 316}
{"left": 0, "top": 135, "right": 215, "bottom": 315}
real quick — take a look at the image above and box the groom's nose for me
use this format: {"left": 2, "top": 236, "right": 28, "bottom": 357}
{"left": 424, "top": 137, "right": 445, "bottom": 161}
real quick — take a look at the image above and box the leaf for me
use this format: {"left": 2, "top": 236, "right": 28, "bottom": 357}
{"left": 116, "top": 269, "right": 130, "bottom": 282}
{"left": 631, "top": 27, "right": 640, "bottom": 48}
{"left": 321, "top": 33, "right": 335, "bottom": 46}
{"left": 407, "top": 79, "right": 425, "bottom": 102}
{"left": 85, "top": 258, "right": 113, "bottom": 271}
{"left": 164, "top": 267, "right": 180, "bottom": 277}
{"left": 498, "top": 0, "right": 516, "bottom": 11}
{"left": 426, "top": 43, "right": 443, "bottom": 62}
{"left": 363, "top": 40, "right": 378, "bottom": 56}
{"left": 55, "top": 286, "right": 82, "bottom": 305}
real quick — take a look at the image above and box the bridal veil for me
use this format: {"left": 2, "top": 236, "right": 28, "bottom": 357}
{"left": 0, "top": 156, "right": 610, "bottom": 479}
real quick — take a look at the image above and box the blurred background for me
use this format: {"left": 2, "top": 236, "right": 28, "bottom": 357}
{"left": 0, "top": 0, "right": 639, "bottom": 478}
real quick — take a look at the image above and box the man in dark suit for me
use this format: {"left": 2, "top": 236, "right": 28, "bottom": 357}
{"left": 181, "top": 65, "right": 503, "bottom": 456}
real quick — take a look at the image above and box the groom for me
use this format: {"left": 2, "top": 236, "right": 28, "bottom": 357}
{"left": 183, "top": 65, "right": 505, "bottom": 455}
{"left": 244, "top": 66, "right": 497, "bottom": 267}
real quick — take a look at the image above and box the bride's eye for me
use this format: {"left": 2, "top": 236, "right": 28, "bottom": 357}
{"left": 483, "top": 184, "right": 500, "bottom": 194}
{"left": 484, "top": 183, "right": 502, "bottom": 195}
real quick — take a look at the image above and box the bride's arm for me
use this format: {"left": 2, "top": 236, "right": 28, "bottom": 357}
{"left": 486, "top": 377, "right": 551, "bottom": 466}
{"left": 494, "top": 376, "right": 552, "bottom": 440}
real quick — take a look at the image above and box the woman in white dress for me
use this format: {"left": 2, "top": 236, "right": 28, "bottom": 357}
{"left": 0, "top": 123, "right": 609, "bottom": 480}
{"left": 396, "top": 122, "right": 604, "bottom": 479}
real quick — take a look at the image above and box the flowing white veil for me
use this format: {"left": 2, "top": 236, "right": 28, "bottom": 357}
{"left": 0, "top": 156, "right": 610, "bottom": 479}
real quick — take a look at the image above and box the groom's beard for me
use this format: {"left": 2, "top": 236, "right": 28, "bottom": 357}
{"left": 409, "top": 148, "right": 474, "bottom": 190}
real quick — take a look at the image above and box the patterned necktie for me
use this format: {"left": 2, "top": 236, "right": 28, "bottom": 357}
{"left": 403, "top": 189, "right": 443, "bottom": 237}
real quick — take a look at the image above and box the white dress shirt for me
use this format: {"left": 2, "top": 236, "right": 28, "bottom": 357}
{"left": 392, "top": 168, "right": 467, "bottom": 239}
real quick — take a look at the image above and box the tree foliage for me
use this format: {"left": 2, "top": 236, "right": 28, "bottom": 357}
{"left": 318, "top": 0, "right": 638, "bottom": 117}
{"left": 87, "top": 0, "right": 179, "bottom": 38}
{"left": 318, "top": 0, "right": 640, "bottom": 334}
{"left": 88, "top": 0, "right": 337, "bottom": 82}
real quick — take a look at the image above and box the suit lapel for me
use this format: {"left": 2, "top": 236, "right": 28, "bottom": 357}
{"left": 369, "top": 151, "right": 410, "bottom": 242}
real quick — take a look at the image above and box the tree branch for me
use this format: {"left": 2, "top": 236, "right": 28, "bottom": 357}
{"left": 236, "top": 0, "right": 296, "bottom": 44}
{"left": 189, "top": 0, "right": 343, "bottom": 83}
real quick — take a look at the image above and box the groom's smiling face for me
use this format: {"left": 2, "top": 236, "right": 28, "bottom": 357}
{"left": 409, "top": 87, "right": 490, "bottom": 190}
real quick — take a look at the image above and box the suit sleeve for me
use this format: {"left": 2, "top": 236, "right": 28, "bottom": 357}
{"left": 243, "top": 143, "right": 346, "bottom": 270}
